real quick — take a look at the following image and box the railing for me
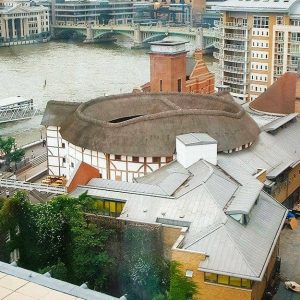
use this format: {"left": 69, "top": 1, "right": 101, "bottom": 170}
{"left": 287, "top": 62, "right": 298, "bottom": 68}
{"left": 0, "top": 179, "right": 66, "bottom": 194}
{"left": 275, "top": 37, "right": 284, "bottom": 42}
{"left": 223, "top": 76, "right": 246, "bottom": 85}
{"left": 215, "top": 21, "right": 248, "bottom": 30}
{"left": 30, "top": 153, "right": 47, "bottom": 168}
{"left": 224, "top": 44, "right": 246, "bottom": 51}
{"left": 274, "top": 59, "right": 284, "bottom": 66}
{"left": 223, "top": 65, "right": 247, "bottom": 74}
{"left": 290, "top": 38, "right": 300, "bottom": 44}
{"left": 229, "top": 87, "right": 246, "bottom": 95}
{"left": 213, "top": 52, "right": 221, "bottom": 60}
{"left": 224, "top": 54, "right": 248, "bottom": 63}
{"left": 223, "top": 33, "right": 248, "bottom": 41}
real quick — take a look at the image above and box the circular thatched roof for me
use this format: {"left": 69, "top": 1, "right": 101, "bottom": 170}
{"left": 42, "top": 93, "right": 260, "bottom": 157}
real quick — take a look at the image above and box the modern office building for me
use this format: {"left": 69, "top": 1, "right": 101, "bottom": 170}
{"left": 0, "top": 0, "right": 49, "bottom": 43}
{"left": 213, "top": 0, "right": 300, "bottom": 101}
{"left": 53, "top": 1, "right": 110, "bottom": 26}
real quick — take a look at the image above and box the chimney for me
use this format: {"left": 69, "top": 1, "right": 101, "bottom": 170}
{"left": 176, "top": 133, "right": 217, "bottom": 168}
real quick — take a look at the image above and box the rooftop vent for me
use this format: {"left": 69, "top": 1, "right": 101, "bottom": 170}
{"left": 176, "top": 133, "right": 217, "bottom": 168}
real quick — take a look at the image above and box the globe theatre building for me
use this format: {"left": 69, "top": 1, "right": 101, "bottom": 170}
{"left": 41, "top": 92, "right": 260, "bottom": 182}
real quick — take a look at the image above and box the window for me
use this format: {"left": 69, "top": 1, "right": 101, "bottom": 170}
{"left": 186, "top": 270, "right": 193, "bottom": 278}
{"left": 94, "top": 199, "right": 125, "bottom": 217}
{"left": 132, "top": 156, "right": 139, "bottom": 163}
{"left": 160, "top": 80, "right": 163, "bottom": 92}
{"left": 71, "top": 162, "right": 74, "bottom": 168}
{"left": 115, "top": 155, "right": 121, "bottom": 161}
{"left": 230, "top": 277, "right": 242, "bottom": 287}
{"left": 152, "top": 157, "right": 160, "bottom": 163}
{"left": 218, "top": 275, "right": 229, "bottom": 285}
{"left": 62, "top": 142, "right": 65, "bottom": 148}
{"left": 276, "top": 16, "right": 283, "bottom": 25}
{"left": 204, "top": 273, "right": 217, "bottom": 283}
{"left": 253, "top": 16, "right": 269, "bottom": 28}
{"left": 204, "top": 273, "right": 252, "bottom": 289}
{"left": 166, "top": 156, "right": 173, "bottom": 163}
{"left": 62, "top": 157, "right": 66, "bottom": 163}
{"left": 177, "top": 79, "right": 182, "bottom": 92}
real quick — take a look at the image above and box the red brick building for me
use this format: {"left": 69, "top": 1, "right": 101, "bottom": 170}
{"left": 141, "top": 40, "right": 215, "bottom": 94}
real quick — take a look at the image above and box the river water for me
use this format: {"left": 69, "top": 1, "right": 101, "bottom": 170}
{"left": 0, "top": 41, "right": 214, "bottom": 145}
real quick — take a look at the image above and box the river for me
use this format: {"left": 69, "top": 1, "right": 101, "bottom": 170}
{"left": 0, "top": 41, "right": 214, "bottom": 145}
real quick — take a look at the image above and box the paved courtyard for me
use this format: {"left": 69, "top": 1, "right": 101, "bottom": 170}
{"left": 274, "top": 222, "right": 300, "bottom": 300}
{"left": 280, "top": 223, "right": 300, "bottom": 282}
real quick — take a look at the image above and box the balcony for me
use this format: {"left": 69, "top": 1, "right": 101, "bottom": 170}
{"left": 215, "top": 20, "right": 248, "bottom": 30}
{"left": 274, "top": 59, "right": 284, "bottom": 66}
{"left": 223, "top": 76, "right": 246, "bottom": 85}
{"left": 275, "top": 38, "right": 284, "bottom": 43}
{"left": 224, "top": 44, "right": 246, "bottom": 52}
{"left": 229, "top": 87, "right": 246, "bottom": 95}
{"left": 213, "top": 52, "right": 221, "bottom": 60}
{"left": 224, "top": 54, "right": 248, "bottom": 63}
{"left": 223, "top": 33, "right": 248, "bottom": 41}
{"left": 215, "top": 42, "right": 247, "bottom": 52}
{"left": 290, "top": 38, "right": 300, "bottom": 44}
{"left": 287, "top": 62, "right": 298, "bottom": 68}
{"left": 223, "top": 65, "right": 247, "bottom": 74}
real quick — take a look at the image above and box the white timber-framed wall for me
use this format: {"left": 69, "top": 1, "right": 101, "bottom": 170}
{"left": 46, "top": 126, "right": 174, "bottom": 182}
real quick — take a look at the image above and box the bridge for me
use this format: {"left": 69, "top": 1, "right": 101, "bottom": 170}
{"left": 51, "top": 24, "right": 218, "bottom": 50}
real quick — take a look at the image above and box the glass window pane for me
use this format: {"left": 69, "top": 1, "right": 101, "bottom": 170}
{"left": 241, "top": 279, "right": 252, "bottom": 289}
{"left": 98, "top": 200, "right": 104, "bottom": 210}
{"left": 110, "top": 201, "right": 116, "bottom": 213}
{"left": 204, "top": 273, "right": 217, "bottom": 283}
{"left": 229, "top": 277, "right": 241, "bottom": 287}
{"left": 218, "top": 275, "right": 229, "bottom": 285}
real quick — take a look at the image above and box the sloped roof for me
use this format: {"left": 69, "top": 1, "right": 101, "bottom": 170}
{"left": 249, "top": 72, "right": 298, "bottom": 115}
{"left": 41, "top": 93, "right": 260, "bottom": 156}
{"left": 219, "top": 118, "right": 300, "bottom": 176}
{"left": 213, "top": 0, "right": 298, "bottom": 12}
{"left": 72, "top": 158, "right": 286, "bottom": 281}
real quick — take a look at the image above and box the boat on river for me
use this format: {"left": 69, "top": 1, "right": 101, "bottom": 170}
{"left": 0, "top": 96, "right": 38, "bottom": 124}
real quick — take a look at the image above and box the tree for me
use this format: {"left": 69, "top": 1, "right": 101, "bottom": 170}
{"left": 168, "top": 261, "right": 197, "bottom": 300}
{"left": 0, "top": 136, "right": 24, "bottom": 169}
{"left": 0, "top": 136, "right": 15, "bottom": 157}
{"left": 0, "top": 192, "right": 114, "bottom": 291}
{"left": 9, "top": 148, "right": 25, "bottom": 170}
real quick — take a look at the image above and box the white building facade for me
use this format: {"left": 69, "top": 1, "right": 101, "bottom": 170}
{"left": 0, "top": 0, "right": 49, "bottom": 43}
{"left": 46, "top": 125, "right": 173, "bottom": 182}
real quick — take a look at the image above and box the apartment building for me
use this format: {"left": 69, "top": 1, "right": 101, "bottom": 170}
{"left": 213, "top": 0, "right": 300, "bottom": 101}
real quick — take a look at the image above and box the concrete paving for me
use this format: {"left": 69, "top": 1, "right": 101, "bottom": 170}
{"left": 16, "top": 161, "right": 47, "bottom": 181}
{"left": 279, "top": 223, "right": 300, "bottom": 283}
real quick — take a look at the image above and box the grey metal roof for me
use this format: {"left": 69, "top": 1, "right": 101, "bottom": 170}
{"left": 262, "top": 113, "right": 298, "bottom": 132}
{"left": 212, "top": 0, "right": 298, "bottom": 12}
{"left": 267, "top": 160, "right": 294, "bottom": 179}
{"left": 72, "top": 158, "right": 286, "bottom": 281}
{"left": 185, "top": 191, "right": 287, "bottom": 280}
{"left": 0, "top": 262, "right": 119, "bottom": 300}
{"left": 219, "top": 117, "right": 300, "bottom": 178}
{"left": 217, "top": 159, "right": 264, "bottom": 215}
{"left": 87, "top": 178, "right": 170, "bottom": 197}
{"left": 176, "top": 133, "right": 217, "bottom": 146}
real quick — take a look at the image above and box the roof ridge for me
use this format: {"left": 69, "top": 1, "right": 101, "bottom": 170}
{"left": 184, "top": 222, "right": 224, "bottom": 249}
{"left": 222, "top": 225, "right": 258, "bottom": 277}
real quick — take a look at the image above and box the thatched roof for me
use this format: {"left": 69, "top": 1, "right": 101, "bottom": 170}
{"left": 41, "top": 93, "right": 260, "bottom": 157}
